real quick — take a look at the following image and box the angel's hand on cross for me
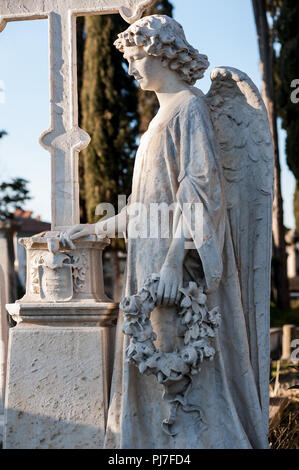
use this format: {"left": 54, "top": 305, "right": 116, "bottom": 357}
{"left": 60, "top": 224, "right": 96, "bottom": 249}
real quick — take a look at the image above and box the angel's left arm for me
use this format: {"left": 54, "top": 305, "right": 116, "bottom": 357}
{"left": 159, "top": 98, "right": 225, "bottom": 300}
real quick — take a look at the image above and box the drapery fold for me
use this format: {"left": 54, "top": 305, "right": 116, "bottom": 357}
{"left": 104, "top": 90, "right": 269, "bottom": 449}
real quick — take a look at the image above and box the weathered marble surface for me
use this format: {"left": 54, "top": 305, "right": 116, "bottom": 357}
{"left": 18, "top": 234, "right": 110, "bottom": 304}
{"left": 4, "top": 323, "right": 110, "bottom": 449}
{"left": 4, "top": 234, "right": 118, "bottom": 449}
{"left": 101, "top": 15, "right": 273, "bottom": 449}
{"left": 64, "top": 14, "right": 273, "bottom": 449}
{"left": 1, "top": 0, "right": 156, "bottom": 450}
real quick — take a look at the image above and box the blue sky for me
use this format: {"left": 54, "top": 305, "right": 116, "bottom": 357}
{"left": 0, "top": 0, "right": 296, "bottom": 227}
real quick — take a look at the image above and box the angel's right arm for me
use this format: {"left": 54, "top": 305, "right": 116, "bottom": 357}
{"left": 95, "top": 209, "right": 127, "bottom": 238}
{"left": 95, "top": 195, "right": 131, "bottom": 239}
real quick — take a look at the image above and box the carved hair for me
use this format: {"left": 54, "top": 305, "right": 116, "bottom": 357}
{"left": 114, "top": 15, "right": 210, "bottom": 85}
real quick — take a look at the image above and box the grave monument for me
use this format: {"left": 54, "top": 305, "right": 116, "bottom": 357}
{"left": 66, "top": 15, "right": 274, "bottom": 449}
{"left": 1, "top": 3, "right": 274, "bottom": 450}
{"left": 1, "top": 0, "right": 155, "bottom": 450}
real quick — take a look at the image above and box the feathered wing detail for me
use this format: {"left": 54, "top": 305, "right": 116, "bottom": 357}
{"left": 206, "top": 67, "right": 274, "bottom": 433}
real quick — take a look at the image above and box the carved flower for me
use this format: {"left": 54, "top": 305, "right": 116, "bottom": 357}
{"left": 193, "top": 339, "right": 206, "bottom": 350}
{"left": 121, "top": 274, "right": 221, "bottom": 431}
{"left": 184, "top": 323, "right": 200, "bottom": 345}
{"left": 139, "top": 298, "right": 155, "bottom": 317}
{"left": 120, "top": 295, "right": 141, "bottom": 314}
{"left": 142, "top": 273, "right": 160, "bottom": 301}
{"left": 133, "top": 323, "right": 154, "bottom": 342}
{"left": 139, "top": 342, "right": 156, "bottom": 358}
{"left": 207, "top": 307, "right": 221, "bottom": 327}
{"left": 157, "top": 355, "right": 188, "bottom": 382}
{"left": 122, "top": 321, "right": 137, "bottom": 336}
{"left": 127, "top": 342, "right": 138, "bottom": 359}
{"left": 203, "top": 345, "right": 215, "bottom": 359}
{"left": 192, "top": 313, "right": 202, "bottom": 324}
{"left": 198, "top": 324, "right": 215, "bottom": 338}
{"left": 179, "top": 282, "right": 207, "bottom": 324}
{"left": 180, "top": 282, "right": 207, "bottom": 305}
{"left": 139, "top": 287, "right": 151, "bottom": 302}
{"left": 139, "top": 362, "right": 148, "bottom": 374}
{"left": 181, "top": 346, "right": 198, "bottom": 367}
{"left": 182, "top": 309, "right": 193, "bottom": 325}
{"left": 128, "top": 341, "right": 156, "bottom": 362}
{"left": 145, "top": 352, "right": 162, "bottom": 371}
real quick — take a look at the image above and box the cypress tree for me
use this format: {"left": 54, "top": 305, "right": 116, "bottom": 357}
{"left": 275, "top": 0, "right": 299, "bottom": 231}
{"left": 80, "top": 15, "right": 139, "bottom": 224}
{"left": 78, "top": 3, "right": 174, "bottom": 219}
{"left": 138, "top": 0, "right": 174, "bottom": 134}
{"left": 252, "top": 0, "right": 289, "bottom": 309}
{"left": 78, "top": 6, "right": 173, "bottom": 297}
{"left": 79, "top": 15, "right": 139, "bottom": 299}
{"left": 0, "top": 133, "right": 31, "bottom": 218}
{"left": 0, "top": 178, "right": 31, "bottom": 220}
{"left": 76, "top": 17, "right": 87, "bottom": 222}
{"left": 294, "top": 184, "right": 299, "bottom": 233}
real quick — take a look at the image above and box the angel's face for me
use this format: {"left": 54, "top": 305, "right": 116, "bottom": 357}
{"left": 123, "top": 46, "right": 166, "bottom": 92}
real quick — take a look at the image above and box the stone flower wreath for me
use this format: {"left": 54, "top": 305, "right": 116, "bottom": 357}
{"left": 120, "top": 274, "right": 221, "bottom": 436}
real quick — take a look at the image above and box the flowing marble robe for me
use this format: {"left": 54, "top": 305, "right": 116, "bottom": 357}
{"left": 104, "top": 89, "right": 269, "bottom": 449}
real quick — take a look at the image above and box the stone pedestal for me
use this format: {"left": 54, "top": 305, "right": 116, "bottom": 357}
{"left": 4, "top": 233, "right": 118, "bottom": 449}
{"left": 4, "top": 304, "right": 116, "bottom": 449}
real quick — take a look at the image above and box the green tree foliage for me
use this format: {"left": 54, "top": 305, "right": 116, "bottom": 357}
{"left": 138, "top": 0, "right": 174, "bottom": 134}
{"left": 294, "top": 183, "right": 299, "bottom": 233}
{"left": 80, "top": 15, "right": 139, "bottom": 224}
{"left": 76, "top": 17, "right": 87, "bottom": 222}
{"left": 78, "top": 2, "right": 174, "bottom": 221}
{"left": 0, "top": 178, "right": 31, "bottom": 220}
{"left": 252, "top": 0, "right": 290, "bottom": 309}
{"left": 0, "top": 132, "right": 31, "bottom": 219}
{"left": 274, "top": 1, "right": 299, "bottom": 229}
{"left": 76, "top": 17, "right": 85, "bottom": 126}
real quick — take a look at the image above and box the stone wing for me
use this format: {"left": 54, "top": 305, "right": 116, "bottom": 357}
{"left": 206, "top": 66, "right": 274, "bottom": 433}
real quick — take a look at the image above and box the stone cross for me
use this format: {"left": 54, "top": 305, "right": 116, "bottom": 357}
{"left": 0, "top": 0, "right": 154, "bottom": 230}
{"left": 2, "top": 1, "right": 155, "bottom": 449}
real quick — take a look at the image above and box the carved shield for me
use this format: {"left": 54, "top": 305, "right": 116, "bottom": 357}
{"left": 38, "top": 265, "right": 73, "bottom": 302}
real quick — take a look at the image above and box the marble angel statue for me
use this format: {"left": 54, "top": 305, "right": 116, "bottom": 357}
{"left": 63, "top": 15, "right": 274, "bottom": 449}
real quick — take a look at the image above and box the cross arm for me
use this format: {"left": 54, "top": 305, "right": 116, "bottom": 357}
{"left": 0, "top": 1, "right": 48, "bottom": 32}
{"left": 71, "top": 0, "right": 155, "bottom": 23}
{"left": 0, "top": 0, "right": 155, "bottom": 31}
{"left": 0, "top": 0, "right": 155, "bottom": 229}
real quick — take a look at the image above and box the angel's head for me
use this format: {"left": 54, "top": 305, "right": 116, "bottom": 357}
{"left": 114, "top": 15, "right": 209, "bottom": 91}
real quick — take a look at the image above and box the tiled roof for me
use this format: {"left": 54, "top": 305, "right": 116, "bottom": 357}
{"left": 13, "top": 209, "right": 50, "bottom": 234}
